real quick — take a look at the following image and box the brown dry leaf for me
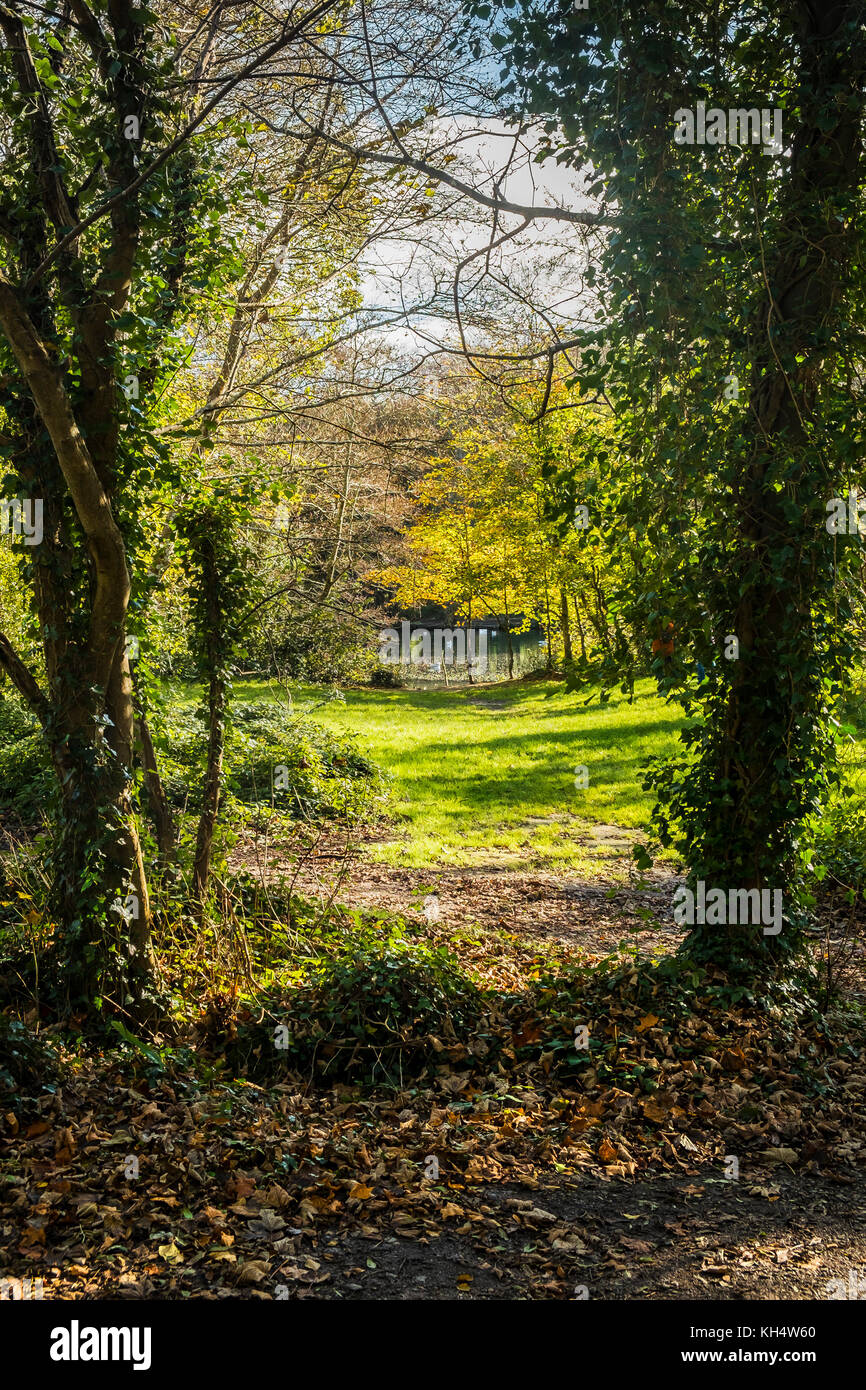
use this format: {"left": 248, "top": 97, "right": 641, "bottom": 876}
{"left": 721, "top": 1047, "right": 746, "bottom": 1072}
{"left": 347, "top": 1182, "right": 373, "bottom": 1202}
{"left": 636, "top": 1014, "right": 660, "bottom": 1032}
{"left": 258, "top": 1208, "right": 286, "bottom": 1232}
{"left": 598, "top": 1138, "right": 618, "bottom": 1163}
{"left": 641, "top": 1093, "right": 673, "bottom": 1124}
{"left": 237, "top": 1260, "right": 269, "bottom": 1285}
{"left": 261, "top": 1184, "right": 291, "bottom": 1209}
{"left": 551, "top": 1235, "right": 587, "bottom": 1254}
{"left": 230, "top": 1174, "right": 256, "bottom": 1200}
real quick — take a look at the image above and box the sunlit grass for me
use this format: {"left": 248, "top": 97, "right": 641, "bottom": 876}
{"left": 223, "top": 676, "right": 686, "bottom": 870}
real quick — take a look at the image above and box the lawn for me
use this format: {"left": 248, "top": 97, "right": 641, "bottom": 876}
{"left": 225, "top": 675, "right": 687, "bottom": 870}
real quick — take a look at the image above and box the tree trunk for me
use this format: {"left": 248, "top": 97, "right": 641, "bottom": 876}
{"left": 686, "top": 2, "right": 865, "bottom": 967}
{"left": 192, "top": 669, "right": 227, "bottom": 911}
{"left": 0, "top": 281, "right": 158, "bottom": 1021}
{"left": 560, "top": 588, "right": 573, "bottom": 664}
{"left": 571, "top": 590, "right": 587, "bottom": 661}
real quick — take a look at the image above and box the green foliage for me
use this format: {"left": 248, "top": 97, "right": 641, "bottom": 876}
{"left": 177, "top": 493, "right": 258, "bottom": 683}
{"left": 0, "top": 693, "right": 52, "bottom": 822}
{"left": 0, "top": 689, "right": 39, "bottom": 744}
{"left": 247, "top": 605, "right": 377, "bottom": 686}
{"left": 228, "top": 920, "right": 484, "bottom": 1085}
{"left": 368, "top": 660, "right": 405, "bottom": 688}
{"left": 810, "top": 798, "right": 866, "bottom": 901}
{"left": 152, "top": 697, "right": 388, "bottom": 824}
{"left": 0, "top": 732, "right": 53, "bottom": 823}
{"left": 0, "top": 1015, "right": 57, "bottom": 1096}
{"left": 480, "top": 1, "right": 866, "bottom": 971}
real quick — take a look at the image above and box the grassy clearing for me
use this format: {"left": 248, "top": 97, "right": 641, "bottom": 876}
{"left": 216, "top": 676, "right": 687, "bottom": 870}
{"left": 154, "top": 672, "right": 866, "bottom": 874}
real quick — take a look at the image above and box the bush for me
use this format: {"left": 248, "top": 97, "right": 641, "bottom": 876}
{"left": 809, "top": 796, "right": 866, "bottom": 898}
{"left": 367, "top": 661, "right": 404, "bottom": 688}
{"left": 0, "top": 691, "right": 40, "bottom": 744}
{"left": 226, "top": 922, "right": 484, "bottom": 1084}
{"left": 152, "top": 698, "right": 388, "bottom": 823}
{"left": 0, "top": 693, "right": 52, "bottom": 822}
{"left": 247, "top": 605, "right": 378, "bottom": 685}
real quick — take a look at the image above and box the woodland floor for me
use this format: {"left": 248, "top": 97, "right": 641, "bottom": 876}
{"left": 2, "top": 827, "right": 865, "bottom": 1302}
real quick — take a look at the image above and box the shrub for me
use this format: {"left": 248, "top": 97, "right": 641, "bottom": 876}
{"left": 226, "top": 923, "right": 484, "bottom": 1084}
{"left": 152, "top": 698, "right": 388, "bottom": 823}
{"left": 0, "top": 1015, "right": 57, "bottom": 1096}
{"left": 368, "top": 661, "right": 404, "bottom": 688}
{"left": 809, "top": 796, "right": 866, "bottom": 898}
{"left": 0, "top": 693, "right": 52, "bottom": 822}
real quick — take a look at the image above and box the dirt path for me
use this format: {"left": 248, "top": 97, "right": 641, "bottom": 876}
{"left": 319, "top": 1170, "right": 866, "bottom": 1301}
{"left": 231, "top": 828, "right": 685, "bottom": 963}
{"left": 230, "top": 823, "right": 866, "bottom": 997}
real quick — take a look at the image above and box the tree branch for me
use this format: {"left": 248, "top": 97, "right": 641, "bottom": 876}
{"left": 0, "top": 630, "right": 51, "bottom": 727}
{"left": 25, "top": 0, "right": 343, "bottom": 289}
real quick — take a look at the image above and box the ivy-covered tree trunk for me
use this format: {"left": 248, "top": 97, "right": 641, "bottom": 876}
{"left": 687, "top": 4, "right": 865, "bottom": 965}
{"left": 560, "top": 589, "right": 573, "bottom": 665}
{"left": 178, "top": 499, "right": 256, "bottom": 917}
{"left": 134, "top": 701, "right": 176, "bottom": 860}
{"left": 0, "top": 274, "right": 156, "bottom": 1013}
{"left": 192, "top": 565, "right": 230, "bottom": 909}
{"left": 0, "top": 2, "right": 168, "bottom": 1022}
{"left": 496, "top": 0, "right": 866, "bottom": 979}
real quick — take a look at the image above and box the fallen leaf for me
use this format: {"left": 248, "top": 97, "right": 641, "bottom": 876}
{"left": 636, "top": 1014, "right": 660, "bottom": 1032}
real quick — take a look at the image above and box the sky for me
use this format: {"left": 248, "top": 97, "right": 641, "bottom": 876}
{"left": 358, "top": 116, "right": 601, "bottom": 355}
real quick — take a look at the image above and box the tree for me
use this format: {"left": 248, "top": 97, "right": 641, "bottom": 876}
{"left": 373, "top": 378, "right": 629, "bottom": 675}
{"left": 0, "top": 0, "right": 339, "bottom": 1019}
{"left": 483, "top": 0, "right": 866, "bottom": 974}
